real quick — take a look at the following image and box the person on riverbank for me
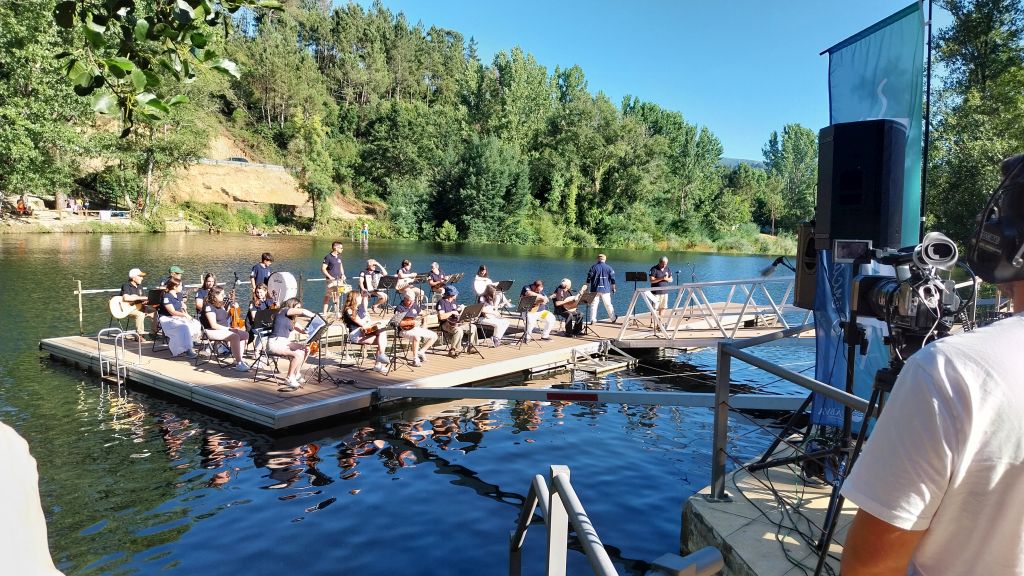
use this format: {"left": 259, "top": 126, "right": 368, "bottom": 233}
{"left": 118, "top": 267, "right": 151, "bottom": 337}
{"left": 479, "top": 285, "right": 510, "bottom": 347}
{"left": 195, "top": 272, "right": 217, "bottom": 315}
{"left": 840, "top": 153, "right": 1024, "bottom": 575}
{"left": 360, "top": 223, "right": 369, "bottom": 245}
{"left": 585, "top": 254, "right": 617, "bottom": 323}
{"left": 520, "top": 279, "right": 554, "bottom": 342}
{"left": 268, "top": 298, "right": 315, "bottom": 390}
{"left": 321, "top": 241, "right": 346, "bottom": 317}
{"left": 648, "top": 257, "right": 673, "bottom": 311}
{"left": 250, "top": 252, "right": 273, "bottom": 290}
{"left": 359, "top": 259, "right": 387, "bottom": 312}
{"left": 395, "top": 292, "right": 437, "bottom": 366}
{"left": 200, "top": 286, "right": 249, "bottom": 372}
{"left": 158, "top": 278, "right": 201, "bottom": 358}
{"left": 341, "top": 290, "right": 389, "bottom": 373}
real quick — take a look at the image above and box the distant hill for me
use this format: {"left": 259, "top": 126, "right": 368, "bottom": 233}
{"left": 721, "top": 157, "right": 765, "bottom": 170}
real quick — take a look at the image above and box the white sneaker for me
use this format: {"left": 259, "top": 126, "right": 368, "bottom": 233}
{"left": 491, "top": 336, "right": 502, "bottom": 348}
{"left": 235, "top": 361, "right": 249, "bottom": 372}
{"left": 285, "top": 376, "right": 301, "bottom": 390}
{"left": 411, "top": 357, "right": 422, "bottom": 367}
{"left": 417, "top": 353, "right": 426, "bottom": 364}
{"left": 375, "top": 354, "right": 389, "bottom": 364}
{"left": 185, "top": 350, "right": 198, "bottom": 359}
{"left": 373, "top": 362, "right": 387, "bottom": 374}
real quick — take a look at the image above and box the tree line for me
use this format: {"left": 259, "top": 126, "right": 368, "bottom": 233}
{"left": 1, "top": 0, "right": 1019, "bottom": 251}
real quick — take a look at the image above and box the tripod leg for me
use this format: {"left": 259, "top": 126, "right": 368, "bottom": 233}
{"left": 749, "top": 394, "right": 814, "bottom": 469}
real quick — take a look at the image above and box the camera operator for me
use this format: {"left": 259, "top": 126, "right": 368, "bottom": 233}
{"left": 841, "top": 154, "right": 1024, "bottom": 575}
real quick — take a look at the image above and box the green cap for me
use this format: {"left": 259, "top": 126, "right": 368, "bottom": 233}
{"left": 168, "top": 265, "right": 184, "bottom": 274}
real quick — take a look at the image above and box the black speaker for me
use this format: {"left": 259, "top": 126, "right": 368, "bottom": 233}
{"left": 815, "top": 119, "right": 907, "bottom": 251}
{"left": 793, "top": 222, "right": 817, "bottom": 310}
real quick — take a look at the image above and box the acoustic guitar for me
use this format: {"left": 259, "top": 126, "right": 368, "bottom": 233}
{"left": 109, "top": 295, "right": 144, "bottom": 320}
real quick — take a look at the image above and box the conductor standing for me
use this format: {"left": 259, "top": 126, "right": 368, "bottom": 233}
{"left": 585, "top": 253, "right": 617, "bottom": 323}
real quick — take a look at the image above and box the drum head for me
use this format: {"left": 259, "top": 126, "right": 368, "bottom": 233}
{"left": 268, "top": 271, "right": 298, "bottom": 301}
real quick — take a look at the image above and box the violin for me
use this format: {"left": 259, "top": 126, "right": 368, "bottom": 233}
{"left": 228, "top": 273, "right": 246, "bottom": 330}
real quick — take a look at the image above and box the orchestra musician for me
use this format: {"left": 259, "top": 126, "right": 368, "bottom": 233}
{"left": 359, "top": 259, "right": 387, "bottom": 312}
{"left": 584, "top": 253, "right": 617, "bottom": 323}
{"left": 436, "top": 285, "right": 467, "bottom": 356}
{"left": 157, "top": 278, "right": 201, "bottom": 359}
{"left": 473, "top": 265, "right": 511, "bottom": 308}
{"left": 250, "top": 252, "right": 273, "bottom": 290}
{"left": 158, "top": 265, "right": 184, "bottom": 287}
{"left": 268, "top": 298, "right": 315, "bottom": 390}
{"left": 552, "top": 278, "right": 585, "bottom": 336}
{"left": 195, "top": 273, "right": 217, "bottom": 316}
{"left": 478, "top": 285, "right": 510, "bottom": 347}
{"left": 199, "top": 286, "right": 250, "bottom": 372}
{"left": 648, "top": 256, "right": 672, "bottom": 311}
{"left": 394, "top": 292, "right": 437, "bottom": 366}
{"left": 519, "top": 279, "right": 554, "bottom": 342}
{"left": 321, "top": 241, "right": 346, "bottom": 316}
{"left": 119, "top": 267, "right": 151, "bottom": 337}
{"left": 427, "top": 262, "right": 447, "bottom": 300}
{"left": 394, "top": 259, "right": 423, "bottom": 303}
{"left": 341, "top": 290, "right": 389, "bottom": 373}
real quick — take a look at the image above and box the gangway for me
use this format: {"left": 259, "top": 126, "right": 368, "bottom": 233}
{"left": 510, "top": 465, "right": 724, "bottom": 576}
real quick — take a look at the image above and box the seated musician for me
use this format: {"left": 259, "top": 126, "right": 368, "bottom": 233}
{"left": 359, "top": 259, "right": 387, "bottom": 312}
{"left": 553, "top": 278, "right": 585, "bottom": 336}
{"left": 478, "top": 285, "right": 510, "bottom": 347}
{"left": 394, "top": 291, "right": 437, "bottom": 366}
{"left": 427, "top": 262, "right": 447, "bottom": 300}
{"left": 394, "top": 259, "right": 423, "bottom": 303}
{"left": 520, "top": 279, "right": 555, "bottom": 342}
{"left": 474, "top": 265, "right": 511, "bottom": 308}
{"left": 199, "top": 286, "right": 250, "bottom": 372}
{"left": 341, "top": 290, "right": 389, "bottom": 374}
{"left": 119, "top": 267, "right": 151, "bottom": 337}
{"left": 267, "top": 298, "right": 315, "bottom": 390}
{"left": 158, "top": 279, "right": 201, "bottom": 359}
{"left": 247, "top": 284, "right": 276, "bottom": 345}
{"left": 436, "top": 285, "right": 468, "bottom": 356}
{"left": 195, "top": 273, "right": 217, "bottom": 315}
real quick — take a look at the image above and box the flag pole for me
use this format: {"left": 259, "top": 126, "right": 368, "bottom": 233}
{"left": 920, "top": 0, "right": 933, "bottom": 241}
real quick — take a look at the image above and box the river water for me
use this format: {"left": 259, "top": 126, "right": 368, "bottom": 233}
{"left": 0, "top": 234, "right": 811, "bottom": 575}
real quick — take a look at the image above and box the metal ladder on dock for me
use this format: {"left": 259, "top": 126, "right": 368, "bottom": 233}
{"left": 95, "top": 328, "right": 141, "bottom": 386}
{"left": 510, "top": 465, "right": 724, "bottom": 576}
{"left": 569, "top": 341, "right": 637, "bottom": 375}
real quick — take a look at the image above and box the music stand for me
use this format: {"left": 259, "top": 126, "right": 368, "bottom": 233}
{"left": 456, "top": 303, "right": 486, "bottom": 360}
{"left": 385, "top": 313, "right": 415, "bottom": 374}
{"left": 305, "top": 314, "right": 336, "bottom": 384}
{"left": 577, "top": 291, "right": 600, "bottom": 336}
{"left": 511, "top": 295, "right": 540, "bottom": 348}
{"left": 147, "top": 289, "right": 164, "bottom": 306}
{"left": 624, "top": 271, "right": 653, "bottom": 329}
{"left": 375, "top": 275, "right": 399, "bottom": 315}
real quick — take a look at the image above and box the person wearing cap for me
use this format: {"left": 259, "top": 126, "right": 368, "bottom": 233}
{"left": 584, "top": 253, "right": 617, "bottom": 323}
{"left": 436, "top": 285, "right": 467, "bottom": 356}
{"left": 120, "top": 268, "right": 150, "bottom": 336}
{"left": 250, "top": 252, "right": 273, "bottom": 290}
{"left": 394, "top": 292, "right": 437, "bottom": 366}
{"left": 159, "top": 265, "right": 184, "bottom": 287}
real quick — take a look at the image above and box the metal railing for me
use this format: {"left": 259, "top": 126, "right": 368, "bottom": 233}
{"left": 616, "top": 277, "right": 812, "bottom": 342}
{"left": 510, "top": 465, "right": 724, "bottom": 576}
{"left": 96, "top": 328, "right": 141, "bottom": 386}
{"left": 197, "top": 158, "right": 287, "bottom": 171}
{"left": 708, "top": 323, "right": 868, "bottom": 501}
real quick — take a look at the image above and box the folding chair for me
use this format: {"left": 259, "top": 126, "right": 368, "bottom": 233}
{"left": 453, "top": 303, "right": 486, "bottom": 360}
{"left": 195, "top": 330, "right": 231, "bottom": 367}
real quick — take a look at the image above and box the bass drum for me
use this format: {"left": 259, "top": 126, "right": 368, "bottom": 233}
{"left": 267, "top": 271, "right": 298, "bottom": 302}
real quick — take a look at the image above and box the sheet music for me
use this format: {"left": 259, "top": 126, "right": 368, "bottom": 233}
{"left": 305, "top": 314, "right": 327, "bottom": 345}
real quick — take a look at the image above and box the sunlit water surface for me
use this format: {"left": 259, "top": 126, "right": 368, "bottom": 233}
{"left": 0, "top": 234, "right": 811, "bottom": 575}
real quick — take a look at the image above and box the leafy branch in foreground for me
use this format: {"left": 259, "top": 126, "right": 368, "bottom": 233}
{"left": 52, "top": 0, "right": 280, "bottom": 134}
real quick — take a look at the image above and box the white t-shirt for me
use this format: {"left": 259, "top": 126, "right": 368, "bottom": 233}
{"left": 842, "top": 313, "right": 1024, "bottom": 575}
{"left": 0, "top": 422, "right": 62, "bottom": 575}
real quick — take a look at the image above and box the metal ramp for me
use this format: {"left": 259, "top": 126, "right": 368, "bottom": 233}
{"left": 568, "top": 341, "right": 637, "bottom": 375}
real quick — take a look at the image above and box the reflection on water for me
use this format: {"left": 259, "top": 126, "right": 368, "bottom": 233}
{"left": 0, "top": 234, "right": 809, "bottom": 575}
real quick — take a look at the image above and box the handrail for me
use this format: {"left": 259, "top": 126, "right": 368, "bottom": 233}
{"left": 616, "top": 277, "right": 810, "bottom": 342}
{"left": 510, "top": 465, "right": 724, "bottom": 576}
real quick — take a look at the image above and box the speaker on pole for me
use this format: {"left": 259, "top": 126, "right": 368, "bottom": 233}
{"left": 794, "top": 222, "right": 817, "bottom": 310}
{"left": 815, "top": 119, "right": 907, "bottom": 251}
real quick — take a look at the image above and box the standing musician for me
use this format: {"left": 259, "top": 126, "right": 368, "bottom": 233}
{"left": 359, "top": 259, "right": 388, "bottom": 312}
{"left": 648, "top": 256, "right": 672, "bottom": 311}
{"left": 158, "top": 278, "right": 201, "bottom": 359}
{"left": 436, "top": 285, "right": 468, "bottom": 356}
{"left": 268, "top": 298, "right": 315, "bottom": 390}
{"left": 584, "top": 253, "right": 617, "bottom": 323}
{"left": 394, "top": 259, "right": 423, "bottom": 303}
{"left": 321, "top": 241, "right": 346, "bottom": 316}
{"left": 341, "top": 290, "right": 389, "bottom": 373}
{"left": 119, "top": 267, "right": 150, "bottom": 337}
{"left": 195, "top": 273, "right": 217, "bottom": 315}
{"left": 479, "top": 285, "right": 510, "bottom": 347}
{"left": 520, "top": 279, "right": 554, "bottom": 342}
{"left": 395, "top": 292, "right": 437, "bottom": 366}
{"left": 250, "top": 252, "right": 274, "bottom": 290}
{"left": 552, "top": 278, "right": 585, "bottom": 336}
{"left": 427, "top": 262, "right": 447, "bottom": 300}
{"left": 199, "top": 286, "right": 250, "bottom": 372}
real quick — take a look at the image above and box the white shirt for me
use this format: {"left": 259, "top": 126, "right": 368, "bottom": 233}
{"left": 842, "top": 313, "right": 1024, "bottom": 575}
{"left": 0, "top": 422, "right": 62, "bottom": 575}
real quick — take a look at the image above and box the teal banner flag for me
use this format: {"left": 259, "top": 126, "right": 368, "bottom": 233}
{"left": 825, "top": 1, "right": 925, "bottom": 245}
{"left": 812, "top": 3, "right": 926, "bottom": 428}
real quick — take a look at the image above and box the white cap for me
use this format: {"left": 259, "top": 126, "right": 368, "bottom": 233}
{"left": 128, "top": 268, "right": 146, "bottom": 278}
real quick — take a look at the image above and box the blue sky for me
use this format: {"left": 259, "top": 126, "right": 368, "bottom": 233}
{"left": 358, "top": 1, "right": 948, "bottom": 161}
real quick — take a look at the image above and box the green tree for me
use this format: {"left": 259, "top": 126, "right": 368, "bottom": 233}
{"left": 289, "top": 114, "right": 335, "bottom": 226}
{"left": 762, "top": 123, "right": 818, "bottom": 229}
